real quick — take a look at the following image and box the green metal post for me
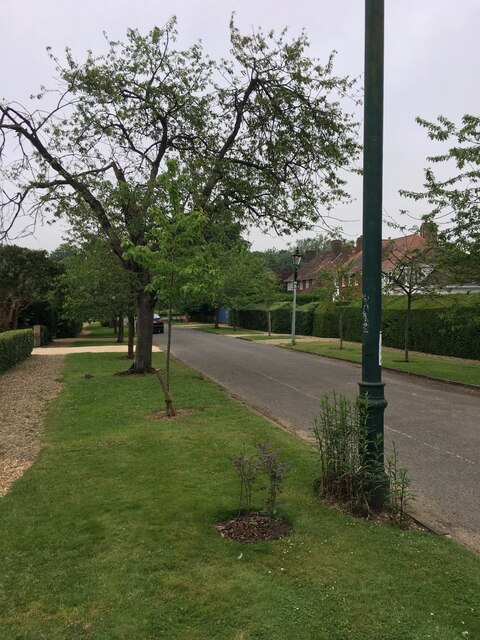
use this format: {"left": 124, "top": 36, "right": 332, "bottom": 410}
{"left": 291, "top": 265, "right": 298, "bottom": 346}
{"left": 359, "top": 0, "right": 388, "bottom": 469}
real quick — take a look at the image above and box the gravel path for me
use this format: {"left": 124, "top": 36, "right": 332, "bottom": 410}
{"left": 0, "top": 354, "right": 65, "bottom": 497}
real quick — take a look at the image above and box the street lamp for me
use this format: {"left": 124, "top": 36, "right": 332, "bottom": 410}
{"left": 291, "top": 248, "right": 302, "bottom": 346}
{"left": 359, "top": 0, "right": 388, "bottom": 506}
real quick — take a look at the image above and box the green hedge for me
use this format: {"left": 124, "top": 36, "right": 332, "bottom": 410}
{"left": 312, "top": 302, "right": 338, "bottom": 338}
{"left": 312, "top": 295, "right": 480, "bottom": 360}
{"left": 0, "top": 329, "right": 34, "bottom": 374}
{"left": 238, "top": 302, "right": 319, "bottom": 336}
{"left": 55, "top": 317, "right": 83, "bottom": 339}
{"left": 19, "top": 302, "right": 82, "bottom": 339}
{"left": 380, "top": 298, "right": 480, "bottom": 359}
{"left": 237, "top": 294, "right": 480, "bottom": 360}
{"left": 237, "top": 302, "right": 290, "bottom": 332}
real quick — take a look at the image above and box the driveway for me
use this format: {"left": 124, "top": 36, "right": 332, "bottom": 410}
{"left": 156, "top": 326, "right": 480, "bottom": 553}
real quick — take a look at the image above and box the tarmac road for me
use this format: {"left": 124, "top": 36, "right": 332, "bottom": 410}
{"left": 155, "top": 326, "right": 480, "bottom": 553}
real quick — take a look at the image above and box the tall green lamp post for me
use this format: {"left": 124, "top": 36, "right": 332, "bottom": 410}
{"left": 359, "top": 0, "right": 388, "bottom": 479}
{"left": 290, "top": 248, "right": 302, "bottom": 346}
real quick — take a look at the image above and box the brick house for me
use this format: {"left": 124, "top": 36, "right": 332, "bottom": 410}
{"left": 284, "top": 239, "right": 357, "bottom": 293}
{"left": 284, "top": 224, "right": 464, "bottom": 296}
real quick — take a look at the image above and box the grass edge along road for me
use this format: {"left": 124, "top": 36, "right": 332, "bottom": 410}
{"left": 282, "top": 340, "right": 480, "bottom": 387}
{"left": 1, "top": 352, "right": 479, "bottom": 639}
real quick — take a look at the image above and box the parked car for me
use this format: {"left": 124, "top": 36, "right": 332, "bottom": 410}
{"left": 153, "top": 314, "right": 164, "bottom": 334}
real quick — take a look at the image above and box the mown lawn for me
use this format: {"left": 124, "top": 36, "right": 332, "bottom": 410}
{"left": 1, "top": 352, "right": 479, "bottom": 639}
{"left": 281, "top": 340, "right": 480, "bottom": 387}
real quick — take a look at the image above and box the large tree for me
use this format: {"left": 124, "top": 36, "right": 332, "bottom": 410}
{"left": 0, "top": 19, "right": 361, "bottom": 372}
{"left": 59, "top": 237, "right": 138, "bottom": 352}
{"left": 401, "top": 114, "right": 480, "bottom": 284}
{"left": 0, "top": 245, "right": 61, "bottom": 331}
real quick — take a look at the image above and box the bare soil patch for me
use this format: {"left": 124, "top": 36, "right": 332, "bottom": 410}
{"left": 147, "top": 409, "right": 197, "bottom": 421}
{"left": 216, "top": 513, "right": 291, "bottom": 543}
{"left": 318, "top": 495, "right": 429, "bottom": 533}
{"left": 114, "top": 368, "right": 157, "bottom": 377}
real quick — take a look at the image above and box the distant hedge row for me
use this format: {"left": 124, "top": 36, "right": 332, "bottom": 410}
{"left": 19, "top": 302, "right": 82, "bottom": 339}
{"left": 237, "top": 294, "right": 480, "bottom": 360}
{"left": 0, "top": 329, "right": 34, "bottom": 374}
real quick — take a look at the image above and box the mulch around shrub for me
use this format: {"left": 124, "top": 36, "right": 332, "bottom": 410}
{"left": 147, "top": 409, "right": 197, "bottom": 421}
{"left": 216, "top": 513, "right": 291, "bottom": 543}
{"left": 318, "top": 495, "right": 429, "bottom": 532}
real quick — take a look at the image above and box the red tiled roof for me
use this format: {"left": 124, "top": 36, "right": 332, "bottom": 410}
{"left": 284, "top": 233, "right": 430, "bottom": 288}
{"left": 347, "top": 234, "right": 428, "bottom": 274}
{"left": 285, "top": 245, "right": 356, "bottom": 283}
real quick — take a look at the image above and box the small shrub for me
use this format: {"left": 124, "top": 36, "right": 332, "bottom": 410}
{"left": 386, "top": 442, "right": 415, "bottom": 528}
{"left": 230, "top": 449, "right": 259, "bottom": 515}
{"left": 256, "top": 442, "right": 290, "bottom": 518}
{"left": 230, "top": 441, "right": 290, "bottom": 518}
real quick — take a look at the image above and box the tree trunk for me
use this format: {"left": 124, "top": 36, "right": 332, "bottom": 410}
{"left": 116, "top": 314, "right": 124, "bottom": 343}
{"left": 113, "top": 317, "right": 118, "bottom": 335}
{"left": 404, "top": 297, "right": 412, "bottom": 363}
{"left": 12, "top": 307, "right": 20, "bottom": 330}
{"left": 267, "top": 310, "right": 272, "bottom": 336}
{"left": 156, "top": 368, "right": 176, "bottom": 417}
{"left": 214, "top": 307, "right": 220, "bottom": 329}
{"left": 133, "top": 289, "right": 155, "bottom": 373}
{"left": 127, "top": 314, "right": 135, "bottom": 359}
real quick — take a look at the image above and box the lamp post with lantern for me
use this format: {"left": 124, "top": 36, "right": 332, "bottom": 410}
{"left": 290, "top": 248, "right": 302, "bottom": 346}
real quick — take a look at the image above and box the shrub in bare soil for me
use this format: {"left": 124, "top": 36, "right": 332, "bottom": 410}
{"left": 219, "top": 442, "right": 291, "bottom": 543}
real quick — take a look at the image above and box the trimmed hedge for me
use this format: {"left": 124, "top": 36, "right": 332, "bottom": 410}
{"left": 0, "top": 329, "right": 34, "bottom": 374}
{"left": 312, "top": 302, "right": 339, "bottom": 338}
{"left": 238, "top": 302, "right": 319, "bottom": 336}
{"left": 312, "top": 295, "right": 480, "bottom": 360}
{"left": 239, "top": 294, "right": 480, "bottom": 360}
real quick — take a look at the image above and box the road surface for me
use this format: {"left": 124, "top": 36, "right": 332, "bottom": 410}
{"left": 155, "top": 326, "right": 480, "bottom": 552}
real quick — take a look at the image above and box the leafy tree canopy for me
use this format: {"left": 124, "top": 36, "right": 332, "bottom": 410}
{"left": 0, "top": 18, "right": 361, "bottom": 370}
{"left": 254, "top": 233, "right": 332, "bottom": 275}
{"left": 0, "top": 245, "right": 61, "bottom": 331}
{"left": 58, "top": 237, "right": 137, "bottom": 322}
{"left": 401, "top": 114, "right": 480, "bottom": 283}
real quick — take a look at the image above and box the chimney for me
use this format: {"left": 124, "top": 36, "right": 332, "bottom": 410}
{"left": 356, "top": 236, "right": 363, "bottom": 252}
{"left": 420, "top": 222, "right": 437, "bottom": 239}
{"left": 330, "top": 239, "right": 342, "bottom": 256}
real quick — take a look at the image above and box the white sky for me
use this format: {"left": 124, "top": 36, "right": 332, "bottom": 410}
{"left": 1, "top": 0, "right": 479, "bottom": 253}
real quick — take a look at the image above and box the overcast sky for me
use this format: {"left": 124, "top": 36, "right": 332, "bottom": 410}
{"left": 2, "top": 0, "right": 479, "bottom": 253}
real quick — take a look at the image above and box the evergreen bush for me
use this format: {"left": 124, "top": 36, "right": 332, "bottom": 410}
{"left": 0, "top": 329, "right": 34, "bottom": 373}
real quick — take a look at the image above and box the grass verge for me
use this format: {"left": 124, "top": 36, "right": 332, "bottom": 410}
{"left": 1, "top": 352, "right": 479, "bottom": 639}
{"left": 246, "top": 334, "right": 292, "bottom": 341}
{"left": 195, "top": 325, "right": 263, "bottom": 335}
{"left": 57, "top": 324, "right": 132, "bottom": 348}
{"left": 281, "top": 340, "right": 480, "bottom": 387}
